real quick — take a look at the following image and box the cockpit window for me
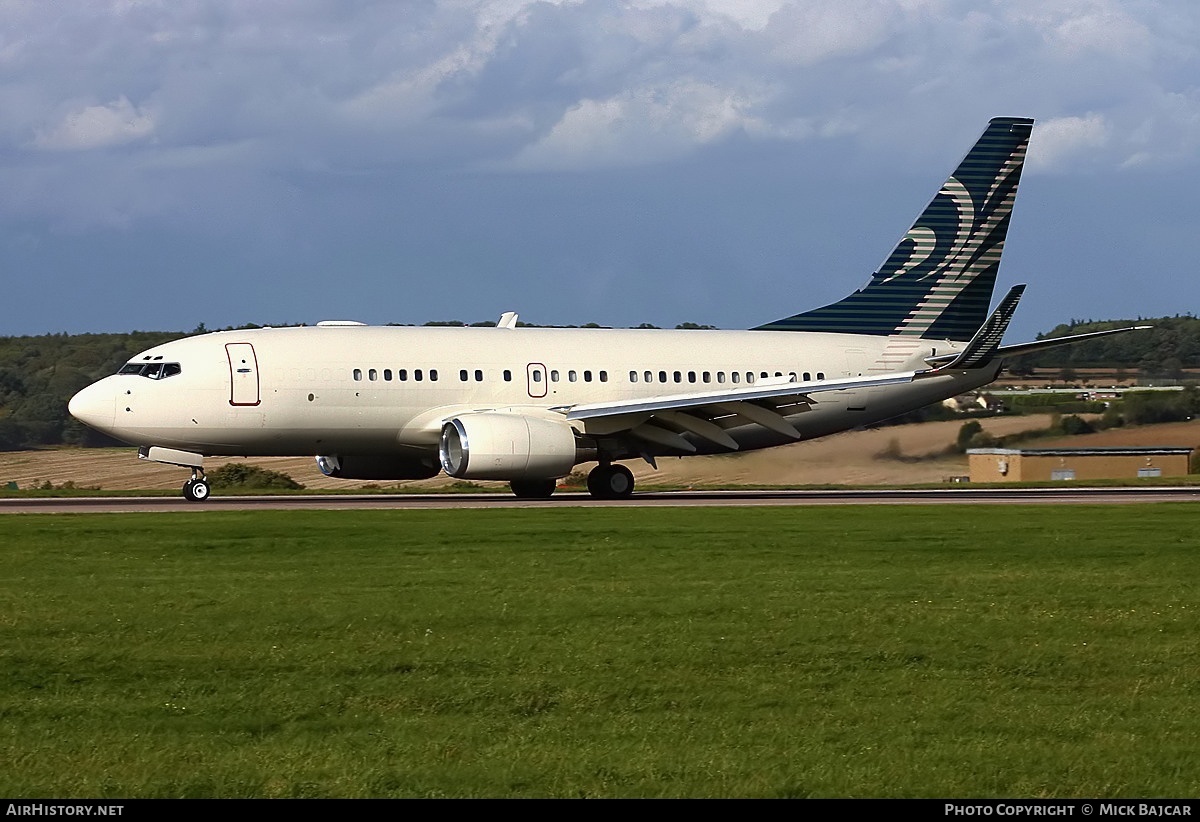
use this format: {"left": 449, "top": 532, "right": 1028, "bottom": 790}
{"left": 118, "top": 362, "right": 182, "bottom": 379}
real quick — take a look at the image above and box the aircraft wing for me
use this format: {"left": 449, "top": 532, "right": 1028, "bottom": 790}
{"left": 989, "top": 325, "right": 1152, "bottom": 360}
{"left": 554, "top": 371, "right": 918, "bottom": 452}
{"left": 923, "top": 325, "right": 1151, "bottom": 367}
{"left": 921, "top": 286, "right": 1150, "bottom": 368}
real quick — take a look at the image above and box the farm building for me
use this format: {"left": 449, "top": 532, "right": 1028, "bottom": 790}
{"left": 967, "top": 447, "right": 1193, "bottom": 482}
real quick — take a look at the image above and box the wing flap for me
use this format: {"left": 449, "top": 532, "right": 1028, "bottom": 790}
{"left": 562, "top": 371, "right": 916, "bottom": 421}
{"left": 655, "top": 410, "right": 741, "bottom": 450}
{"left": 714, "top": 401, "right": 803, "bottom": 439}
{"left": 630, "top": 422, "right": 698, "bottom": 453}
{"left": 560, "top": 371, "right": 917, "bottom": 452}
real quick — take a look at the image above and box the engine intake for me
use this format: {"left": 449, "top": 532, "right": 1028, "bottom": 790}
{"left": 439, "top": 413, "right": 577, "bottom": 480}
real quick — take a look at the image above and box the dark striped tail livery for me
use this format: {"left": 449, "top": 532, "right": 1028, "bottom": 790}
{"left": 755, "top": 117, "right": 1035, "bottom": 342}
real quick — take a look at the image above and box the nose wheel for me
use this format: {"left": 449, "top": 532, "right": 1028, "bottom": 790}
{"left": 182, "top": 470, "right": 211, "bottom": 502}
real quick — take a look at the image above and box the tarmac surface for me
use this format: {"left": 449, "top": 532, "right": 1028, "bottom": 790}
{"left": 3, "top": 487, "right": 1198, "bottom": 513}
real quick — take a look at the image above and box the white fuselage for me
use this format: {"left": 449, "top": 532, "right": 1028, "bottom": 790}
{"left": 69, "top": 324, "right": 995, "bottom": 463}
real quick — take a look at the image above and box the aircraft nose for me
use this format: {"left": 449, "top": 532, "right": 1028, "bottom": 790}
{"left": 69, "top": 381, "right": 116, "bottom": 432}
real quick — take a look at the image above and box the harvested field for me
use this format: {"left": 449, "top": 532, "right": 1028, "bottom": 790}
{"left": 13, "top": 414, "right": 1195, "bottom": 491}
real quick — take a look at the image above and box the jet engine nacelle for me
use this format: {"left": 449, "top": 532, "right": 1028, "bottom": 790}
{"left": 316, "top": 454, "right": 440, "bottom": 480}
{"left": 439, "top": 413, "right": 577, "bottom": 480}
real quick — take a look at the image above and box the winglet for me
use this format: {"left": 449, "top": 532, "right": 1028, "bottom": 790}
{"left": 925, "top": 284, "right": 1025, "bottom": 371}
{"left": 497, "top": 312, "right": 519, "bottom": 329}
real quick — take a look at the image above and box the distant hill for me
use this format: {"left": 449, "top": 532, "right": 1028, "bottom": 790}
{"left": 0, "top": 316, "right": 1196, "bottom": 451}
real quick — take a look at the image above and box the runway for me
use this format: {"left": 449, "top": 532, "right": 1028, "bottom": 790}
{"left": 3, "top": 486, "right": 1199, "bottom": 513}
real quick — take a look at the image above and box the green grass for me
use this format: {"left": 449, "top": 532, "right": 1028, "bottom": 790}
{"left": 2, "top": 506, "right": 1198, "bottom": 798}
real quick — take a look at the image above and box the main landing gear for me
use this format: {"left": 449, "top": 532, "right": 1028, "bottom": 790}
{"left": 182, "top": 468, "right": 210, "bottom": 502}
{"left": 587, "top": 463, "right": 635, "bottom": 499}
{"left": 507, "top": 464, "right": 637, "bottom": 500}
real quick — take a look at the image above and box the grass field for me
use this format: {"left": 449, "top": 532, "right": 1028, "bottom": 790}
{"left": 2, "top": 506, "right": 1198, "bottom": 798}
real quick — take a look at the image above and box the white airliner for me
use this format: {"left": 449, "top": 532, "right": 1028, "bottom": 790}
{"left": 69, "top": 117, "right": 1144, "bottom": 501}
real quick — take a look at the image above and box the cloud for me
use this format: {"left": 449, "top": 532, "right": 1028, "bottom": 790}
{"left": 762, "top": 0, "right": 903, "bottom": 66}
{"left": 0, "top": 2, "right": 1198, "bottom": 248}
{"left": 1003, "top": 0, "right": 1155, "bottom": 61}
{"left": 508, "top": 79, "right": 776, "bottom": 169}
{"left": 33, "top": 96, "right": 156, "bottom": 151}
{"left": 1026, "top": 114, "right": 1110, "bottom": 171}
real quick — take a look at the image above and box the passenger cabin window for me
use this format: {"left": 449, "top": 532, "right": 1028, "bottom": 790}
{"left": 504, "top": 370, "right": 513, "bottom": 382}
{"left": 353, "top": 369, "right": 363, "bottom": 381}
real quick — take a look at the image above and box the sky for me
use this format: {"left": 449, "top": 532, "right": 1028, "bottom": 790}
{"left": 2, "top": 0, "right": 1197, "bottom": 340}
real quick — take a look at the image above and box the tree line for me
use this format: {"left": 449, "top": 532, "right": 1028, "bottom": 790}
{"left": 0, "top": 315, "right": 1196, "bottom": 451}
{"left": 1008, "top": 315, "right": 1200, "bottom": 382}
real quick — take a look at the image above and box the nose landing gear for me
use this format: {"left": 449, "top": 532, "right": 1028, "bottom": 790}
{"left": 182, "top": 468, "right": 210, "bottom": 502}
{"left": 137, "top": 446, "right": 211, "bottom": 502}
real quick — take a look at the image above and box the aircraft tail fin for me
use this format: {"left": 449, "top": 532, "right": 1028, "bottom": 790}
{"left": 754, "top": 117, "right": 1035, "bottom": 342}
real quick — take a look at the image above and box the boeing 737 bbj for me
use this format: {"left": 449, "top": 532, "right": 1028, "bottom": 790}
{"left": 69, "top": 117, "right": 1145, "bottom": 501}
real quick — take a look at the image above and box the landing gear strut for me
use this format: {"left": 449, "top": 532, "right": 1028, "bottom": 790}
{"left": 587, "top": 464, "right": 635, "bottom": 499}
{"left": 182, "top": 468, "right": 210, "bottom": 502}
